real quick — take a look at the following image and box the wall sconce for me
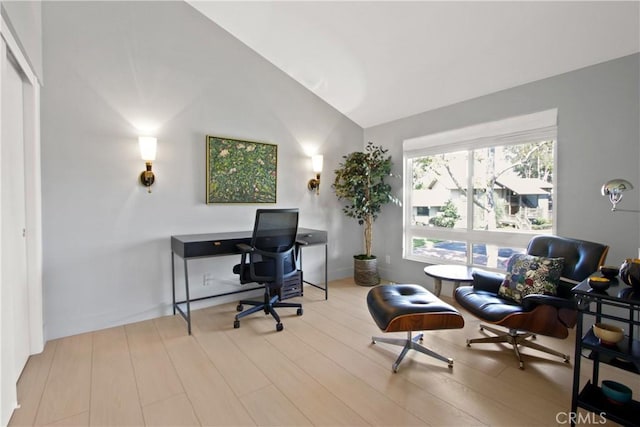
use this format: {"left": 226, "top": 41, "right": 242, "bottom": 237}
{"left": 139, "top": 136, "right": 157, "bottom": 193}
{"left": 601, "top": 178, "right": 638, "bottom": 212}
{"left": 307, "top": 154, "right": 323, "bottom": 195}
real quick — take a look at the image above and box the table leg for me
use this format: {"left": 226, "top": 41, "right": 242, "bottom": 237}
{"left": 433, "top": 278, "right": 442, "bottom": 297}
{"left": 453, "top": 280, "right": 461, "bottom": 296}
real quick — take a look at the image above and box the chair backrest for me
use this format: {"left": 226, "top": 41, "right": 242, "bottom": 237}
{"left": 252, "top": 208, "right": 299, "bottom": 252}
{"left": 527, "top": 235, "right": 609, "bottom": 298}
{"left": 248, "top": 208, "right": 299, "bottom": 286}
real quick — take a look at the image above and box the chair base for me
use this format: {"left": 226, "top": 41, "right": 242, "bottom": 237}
{"left": 234, "top": 289, "right": 302, "bottom": 331}
{"left": 372, "top": 331, "right": 454, "bottom": 372}
{"left": 467, "top": 324, "right": 570, "bottom": 369}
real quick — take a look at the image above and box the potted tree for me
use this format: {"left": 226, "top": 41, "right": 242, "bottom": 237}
{"left": 333, "top": 142, "right": 399, "bottom": 286}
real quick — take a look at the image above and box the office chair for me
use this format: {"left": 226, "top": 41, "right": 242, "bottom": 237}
{"left": 233, "top": 208, "right": 303, "bottom": 331}
{"left": 454, "top": 235, "right": 608, "bottom": 369}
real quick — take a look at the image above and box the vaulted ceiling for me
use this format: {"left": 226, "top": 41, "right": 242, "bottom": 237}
{"left": 188, "top": 1, "right": 640, "bottom": 128}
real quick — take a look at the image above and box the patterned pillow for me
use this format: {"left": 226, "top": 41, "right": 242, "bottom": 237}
{"left": 498, "top": 254, "right": 564, "bottom": 303}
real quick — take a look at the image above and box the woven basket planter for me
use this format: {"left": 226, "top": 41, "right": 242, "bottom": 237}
{"left": 354, "top": 256, "right": 380, "bottom": 287}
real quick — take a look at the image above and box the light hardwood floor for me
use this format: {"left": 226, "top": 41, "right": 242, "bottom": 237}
{"left": 8, "top": 278, "right": 636, "bottom": 426}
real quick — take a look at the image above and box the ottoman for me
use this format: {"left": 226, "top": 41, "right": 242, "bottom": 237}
{"left": 367, "top": 284, "right": 465, "bottom": 372}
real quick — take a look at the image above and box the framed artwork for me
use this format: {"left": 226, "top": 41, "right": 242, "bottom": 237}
{"left": 206, "top": 135, "right": 277, "bottom": 204}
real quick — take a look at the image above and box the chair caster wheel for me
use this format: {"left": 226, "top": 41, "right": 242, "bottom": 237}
{"left": 519, "top": 362, "right": 524, "bottom": 370}
{"left": 479, "top": 326, "right": 484, "bottom": 331}
{"left": 531, "top": 334, "right": 537, "bottom": 340}
{"left": 448, "top": 359, "right": 454, "bottom": 369}
{"left": 392, "top": 364, "right": 399, "bottom": 373}
{"left": 563, "top": 357, "right": 570, "bottom": 364}
{"left": 276, "top": 323, "right": 284, "bottom": 332}
{"left": 297, "top": 308, "right": 303, "bottom": 316}
{"left": 234, "top": 320, "right": 240, "bottom": 328}
{"left": 236, "top": 304, "right": 243, "bottom": 312}
{"left": 466, "top": 340, "right": 471, "bottom": 347}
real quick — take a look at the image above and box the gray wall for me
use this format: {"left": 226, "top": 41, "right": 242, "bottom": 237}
{"left": 1, "top": 0, "right": 42, "bottom": 82}
{"left": 41, "top": 1, "right": 361, "bottom": 340}
{"left": 365, "top": 54, "right": 640, "bottom": 294}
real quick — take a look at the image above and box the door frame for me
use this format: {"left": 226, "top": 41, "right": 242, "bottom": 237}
{"left": 1, "top": 14, "right": 43, "bottom": 358}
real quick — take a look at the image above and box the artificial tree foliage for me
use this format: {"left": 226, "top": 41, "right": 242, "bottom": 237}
{"left": 333, "top": 142, "right": 398, "bottom": 259}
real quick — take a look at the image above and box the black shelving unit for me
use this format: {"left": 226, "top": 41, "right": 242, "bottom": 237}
{"left": 571, "top": 278, "right": 640, "bottom": 427}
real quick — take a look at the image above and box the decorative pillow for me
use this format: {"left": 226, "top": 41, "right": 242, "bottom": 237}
{"left": 498, "top": 254, "right": 564, "bottom": 303}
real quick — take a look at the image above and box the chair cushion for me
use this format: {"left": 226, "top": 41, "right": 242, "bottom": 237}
{"left": 455, "top": 286, "right": 524, "bottom": 322}
{"left": 497, "top": 254, "right": 564, "bottom": 303}
{"left": 367, "top": 284, "right": 463, "bottom": 332}
{"left": 233, "top": 260, "right": 274, "bottom": 277}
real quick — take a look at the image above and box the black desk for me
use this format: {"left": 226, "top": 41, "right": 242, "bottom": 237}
{"left": 171, "top": 228, "right": 328, "bottom": 334}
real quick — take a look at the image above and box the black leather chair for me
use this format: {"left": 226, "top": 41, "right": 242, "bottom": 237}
{"left": 233, "top": 208, "right": 303, "bottom": 331}
{"left": 454, "top": 235, "right": 609, "bottom": 369}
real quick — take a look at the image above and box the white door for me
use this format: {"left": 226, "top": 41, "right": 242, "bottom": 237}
{"left": 1, "top": 41, "right": 30, "bottom": 421}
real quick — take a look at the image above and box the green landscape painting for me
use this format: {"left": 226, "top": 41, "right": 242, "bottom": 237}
{"left": 206, "top": 136, "right": 277, "bottom": 204}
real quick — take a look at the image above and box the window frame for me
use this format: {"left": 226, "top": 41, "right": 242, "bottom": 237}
{"left": 402, "top": 110, "right": 558, "bottom": 270}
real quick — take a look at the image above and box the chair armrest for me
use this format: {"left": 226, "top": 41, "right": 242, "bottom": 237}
{"left": 296, "top": 239, "right": 309, "bottom": 246}
{"left": 472, "top": 270, "right": 505, "bottom": 294}
{"left": 236, "top": 243, "right": 253, "bottom": 252}
{"left": 521, "top": 294, "right": 577, "bottom": 311}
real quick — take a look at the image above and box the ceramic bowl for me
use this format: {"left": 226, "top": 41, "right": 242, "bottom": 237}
{"left": 588, "top": 277, "right": 610, "bottom": 291}
{"left": 599, "top": 265, "right": 619, "bottom": 279}
{"left": 601, "top": 380, "right": 632, "bottom": 404}
{"left": 592, "top": 323, "right": 624, "bottom": 346}
{"left": 620, "top": 258, "right": 640, "bottom": 290}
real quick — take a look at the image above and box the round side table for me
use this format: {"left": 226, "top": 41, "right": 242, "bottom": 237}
{"left": 424, "top": 264, "right": 475, "bottom": 297}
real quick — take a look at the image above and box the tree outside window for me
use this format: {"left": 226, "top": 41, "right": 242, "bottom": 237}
{"left": 407, "top": 139, "right": 555, "bottom": 269}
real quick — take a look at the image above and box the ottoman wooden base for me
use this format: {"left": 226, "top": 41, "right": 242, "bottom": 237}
{"left": 367, "top": 284, "right": 464, "bottom": 372}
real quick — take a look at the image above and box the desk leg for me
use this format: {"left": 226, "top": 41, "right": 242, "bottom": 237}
{"left": 324, "top": 243, "right": 328, "bottom": 300}
{"left": 433, "top": 278, "right": 442, "bottom": 297}
{"left": 171, "top": 252, "right": 176, "bottom": 315}
{"left": 184, "top": 258, "right": 192, "bottom": 335}
{"left": 299, "top": 243, "right": 329, "bottom": 299}
{"left": 298, "top": 249, "right": 304, "bottom": 296}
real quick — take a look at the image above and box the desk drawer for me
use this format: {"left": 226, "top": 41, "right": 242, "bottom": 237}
{"left": 183, "top": 239, "right": 245, "bottom": 258}
{"left": 280, "top": 282, "right": 303, "bottom": 300}
{"left": 270, "top": 270, "right": 303, "bottom": 300}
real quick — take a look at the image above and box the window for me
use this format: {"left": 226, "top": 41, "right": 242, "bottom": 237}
{"left": 403, "top": 110, "right": 557, "bottom": 271}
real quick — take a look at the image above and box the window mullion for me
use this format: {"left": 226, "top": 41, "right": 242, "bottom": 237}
{"left": 466, "top": 149, "right": 474, "bottom": 264}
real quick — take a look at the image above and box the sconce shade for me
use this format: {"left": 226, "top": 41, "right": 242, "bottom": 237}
{"left": 601, "top": 178, "right": 634, "bottom": 210}
{"left": 139, "top": 136, "right": 157, "bottom": 193}
{"left": 139, "top": 136, "right": 157, "bottom": 161}
{"left": 308, "top": 154, "right": 323, "bottom": 195}
{"left": 311, "top": 154, "right": 324, "bottom": 173}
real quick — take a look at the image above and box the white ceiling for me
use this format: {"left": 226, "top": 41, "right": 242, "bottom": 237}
{"left": 188, "top": 1, "right": 640, "bottom": 128}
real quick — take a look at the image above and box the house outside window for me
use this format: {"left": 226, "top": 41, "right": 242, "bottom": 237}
{"left": 403, "top": 110, "right": 557, "bottom": 271}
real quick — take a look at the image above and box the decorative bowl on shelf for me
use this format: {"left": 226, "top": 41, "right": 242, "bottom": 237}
{"left": 601, "top": 380, "right": 632, "bottom": 404}
{"left": 588, "top": 276, "right": 611, "bottom": 291}
{"left": 619, "top": 258, "right": 640, "bottom": 290}
{"left": 592, "top": 323, "right": 624, "bottom": 346}
{"left": 599, "top": 265, "right": 619, "bottom": 279}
